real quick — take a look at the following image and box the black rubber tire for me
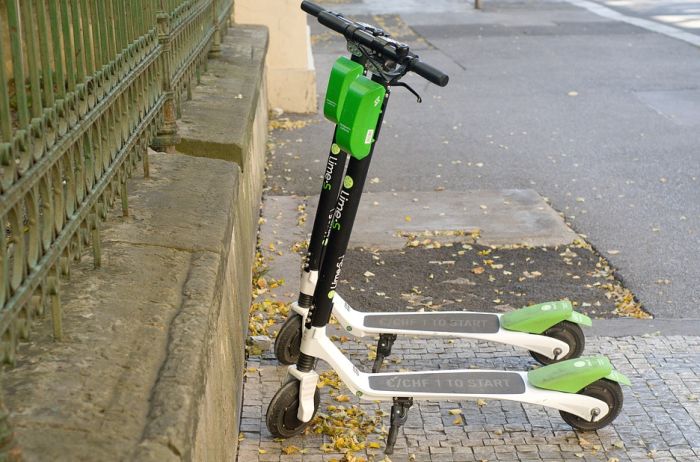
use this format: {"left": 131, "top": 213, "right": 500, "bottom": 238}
{"left": 266, "top": 379, "right": 321, "bottom": 438}
{"left": 530, "top": 321, "right": 585, "bottom": 365}
{"left": 274, "top": 314, "right": 302, "bottom": 365}
{"left": 560, "top": 379, "right": 624, "bottom": 431}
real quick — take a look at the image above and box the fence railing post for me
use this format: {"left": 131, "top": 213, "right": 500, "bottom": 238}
{"left": 210, "top": 0, "right": 222, "bottom": 56}
{"left": 151, "top": 11, "right": 180, "bottom": 153}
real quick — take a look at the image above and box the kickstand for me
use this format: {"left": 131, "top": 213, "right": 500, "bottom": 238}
{"left": 385, "top": 397, "right": 413, "bottom": 455}
{"left": 372, "top": 334, "right": 397, "bottom": 373}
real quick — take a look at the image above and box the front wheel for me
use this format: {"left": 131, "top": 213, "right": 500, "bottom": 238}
{"left": 560, "top": 379, "right": 624, "bottom": 431}
{"left": 266, "top": 379, "right": 321, "bottom": 438}
{"left": 530, "top": 321, "right": 585, "bottom": 365}
{"left": 274, "top": 313, "right": 303, "bottom": 365}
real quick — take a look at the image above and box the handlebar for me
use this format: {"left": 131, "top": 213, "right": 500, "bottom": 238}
{"left": 301, "top": 1, "right": 449, "bottom": 87}
{"left": 300, "top": 1, "right": 324, "bottom": 16}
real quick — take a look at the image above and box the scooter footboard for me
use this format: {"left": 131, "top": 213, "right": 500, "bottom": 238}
{"left": 369, "top": 370, "right": 525, "bottom": 394}
{"left": 363, "top": 312, "right": 500, "bottom": 334}
{"left": 305, "top": 328, "right": 610, "bottom": 422}
{"left": 358, "top": 370, "right": 608, "bottom": 422}
{"left": 331, "top": 295, "right": 569, "bottom": 359}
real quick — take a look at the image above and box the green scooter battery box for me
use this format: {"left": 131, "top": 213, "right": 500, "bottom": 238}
{"left": 324, "top": 56, "right": 364, "bottom": 123}
{"left": 336, "top": 76, "right": 386, "bottom": 160}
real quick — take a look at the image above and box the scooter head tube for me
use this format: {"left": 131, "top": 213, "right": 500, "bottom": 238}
{"left": 324, "top": 56, "right": 364, "bottom": 123}
{"left": 336, "top": 76, "right": 386, "bottom": 160}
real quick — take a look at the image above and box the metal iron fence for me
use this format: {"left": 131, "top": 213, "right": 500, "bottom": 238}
{"left": 0, "top": 0, "right": 233, "bottom": 368}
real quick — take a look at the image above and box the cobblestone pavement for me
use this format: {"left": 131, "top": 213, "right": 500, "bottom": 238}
{"left": 237, "top": 333, "right": 700, "bottom": 461}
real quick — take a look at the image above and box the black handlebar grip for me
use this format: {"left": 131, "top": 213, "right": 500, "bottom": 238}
{"left": 317, "top": 11, "right": 350, "bottom": 36}
{"left": 300, "top": 1, "right": 324, "bottom": 17}
{"left": 409, "top": 60, "right": 449, "bottom": 87}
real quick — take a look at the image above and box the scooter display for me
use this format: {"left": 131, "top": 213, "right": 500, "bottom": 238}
{"left": 266, "top": 2, "right": 630, "bottom": 454}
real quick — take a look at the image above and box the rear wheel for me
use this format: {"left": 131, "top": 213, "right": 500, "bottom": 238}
{"left": 560, "top": 379, "right": 624, "bottom": 431}
{"left": 274, "top": 313, "right": 303, "bottom": 365}
{"left": 530, "top": 321, "right": 585, "bottom": 365}
{"left": 266, "top": 379, "right": 321, "bottom": 438}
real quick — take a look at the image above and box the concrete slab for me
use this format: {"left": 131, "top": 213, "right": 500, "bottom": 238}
{"left": 258, "top": 195, "right": 311, "bottom": 304}
{"left": 281, "top": 189, "right": 577, "bottom": 250}
{"left": 177, "top": 25, "right": 268, "bottom": 168}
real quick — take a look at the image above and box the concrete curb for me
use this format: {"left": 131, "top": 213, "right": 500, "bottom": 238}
{"left": 590, "top": 317, "right": 700, "bottom": 337}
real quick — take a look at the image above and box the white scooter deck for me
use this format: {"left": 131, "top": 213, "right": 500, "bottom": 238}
{"left": 289, "top": 326, "right": 609, "bottom": 424}
{"left": 291, "top": 293, "right": 570, "bottom": 360}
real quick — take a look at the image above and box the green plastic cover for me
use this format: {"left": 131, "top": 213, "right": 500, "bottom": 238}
{"left": 324, "top": 56, "right": 364, "bottom": 123}
{"left": 528, "top": 356, "right": 631, "bottom": 393}
{"left": 336, "top": 76, "right": 386, "bottom": 160}
{"left": 500, "top": 300, "right": 592, "bottom": 334}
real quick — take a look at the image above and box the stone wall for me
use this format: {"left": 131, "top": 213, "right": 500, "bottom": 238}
{"left": 0, "top": 25, "right": 269, "bottom": 462}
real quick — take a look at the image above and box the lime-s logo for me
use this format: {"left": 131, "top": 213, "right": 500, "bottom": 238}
{"left": 374, "top": 96, "right": 381, "bottom": 107}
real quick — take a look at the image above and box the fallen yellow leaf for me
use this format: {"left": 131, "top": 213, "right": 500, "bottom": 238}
{"left": 282, "top": 445, "right": 301, "bottom": 455}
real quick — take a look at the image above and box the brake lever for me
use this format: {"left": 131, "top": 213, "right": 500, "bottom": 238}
{"left": 389, "top": 81, "right": 422, "bottom": 103}
{"left": 356, "top": 21, "right": 388, "bottom": 37}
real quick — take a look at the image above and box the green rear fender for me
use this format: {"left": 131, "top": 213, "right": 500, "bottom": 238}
{"left": 500, "top": 300, "right": 592, "bottom": 334}
{"left": 528, "top": 356, "right": 631, "bottom": 393}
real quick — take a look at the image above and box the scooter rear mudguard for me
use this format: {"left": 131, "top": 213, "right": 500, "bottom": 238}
{"left": 501, "top": 300, "right": 592, "bottom": 334}
{"left": 528, "top": 356, "right": 631, "bottom": 393}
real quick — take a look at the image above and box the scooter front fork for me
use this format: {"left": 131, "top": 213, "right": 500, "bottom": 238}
{"left": 291, "top": 269, "right": 314, "bottom": 325}
{"left": 298, "top": 269, "right": 318, "bottom": 309}
{"left": 287, "top": 365, "right": 319, "bottom": 422}
{"left": 288, "top": 322, "right": 322, "bottom": 423}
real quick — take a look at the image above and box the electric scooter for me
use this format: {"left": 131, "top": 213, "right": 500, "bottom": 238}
{"left": 266, "top": 2, "right": 630, "bottom": 454}
{"left": 274, "top": 14, "right": 592, "bottom": 374}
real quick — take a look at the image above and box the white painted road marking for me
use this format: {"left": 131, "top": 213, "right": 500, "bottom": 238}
{"left": 566, "top": 0, "right": 700, "bottom": 47}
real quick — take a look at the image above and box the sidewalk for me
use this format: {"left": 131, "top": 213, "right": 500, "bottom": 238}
{"left": 238, "top": 0, "right": 700, "bottom": 460}
{"left": 239, "top": 336, "right": 700, "bottom": 461}
{"left": 236, "top": 193, "right": 700, "bottom": 462}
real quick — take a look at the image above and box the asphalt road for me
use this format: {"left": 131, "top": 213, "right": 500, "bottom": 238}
{"left": 268, "top": 0, "right": 700, "bottom": 320}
